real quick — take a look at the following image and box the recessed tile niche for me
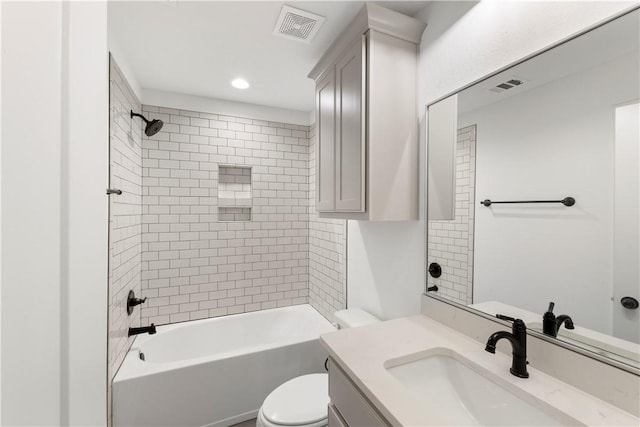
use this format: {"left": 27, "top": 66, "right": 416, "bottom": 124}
{"left": 218, "top": 165, "right": 252, "bottom": 221}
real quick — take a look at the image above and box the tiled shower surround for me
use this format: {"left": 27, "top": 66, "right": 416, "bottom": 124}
{"left": 308, "top": 124, "right": 347, "bottom": 320}
{"left": 138, "top": 106, "right": 346, "bottom": 325}
{"left": 108, "top": 58, "right": 142, "bottom": 383}
{"left": 107, "top": 57, "right": 346, "bottom": 392}
{"left": 427, "top": 125, "right": 477, "bottom": 305}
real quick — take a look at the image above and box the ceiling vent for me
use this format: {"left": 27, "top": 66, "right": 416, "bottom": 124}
{"left": 489, "top": 78, "right": 525, "bottom": 93}
{"left": 273, "top": 5, "right": 325, "bottom": 43}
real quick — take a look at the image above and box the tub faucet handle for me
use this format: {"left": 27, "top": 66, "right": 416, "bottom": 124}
{"left": 132, "top": 297, "right": 147, "bottom": 305}
{"left": 127, "top": 290, "right": 147, "bottom": 315}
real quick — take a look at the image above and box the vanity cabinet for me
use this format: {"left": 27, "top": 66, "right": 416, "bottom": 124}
{"left": 328, "top": 358, "right": 389, "bottom": 427}
{"left": 309, "top": 4, "right": 426, "bottom": 221}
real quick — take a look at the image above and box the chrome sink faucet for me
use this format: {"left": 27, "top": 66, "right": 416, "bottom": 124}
{"left": 485, "top": 315, "right": 529, "bottom": 378}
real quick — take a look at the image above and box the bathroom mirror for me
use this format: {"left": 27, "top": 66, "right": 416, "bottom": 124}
{"left": 426, "top": 8, "right": 640, "bottom": 371}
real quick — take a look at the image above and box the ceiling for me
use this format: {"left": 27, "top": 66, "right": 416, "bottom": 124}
{"left": 108, "top": 1, "right": 429, "bottom": 113}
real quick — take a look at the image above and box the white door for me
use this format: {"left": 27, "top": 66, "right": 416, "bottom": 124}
{"left": 613, "top": 102, "right": 640, "bottom": 343}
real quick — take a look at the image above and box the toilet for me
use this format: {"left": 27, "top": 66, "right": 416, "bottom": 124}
{"left": 256, "top": 308, "right": 380, "bottom": 427}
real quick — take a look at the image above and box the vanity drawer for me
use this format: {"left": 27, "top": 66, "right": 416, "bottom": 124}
{"left": 328, "top": 359, "right": 388, "bottom": 427}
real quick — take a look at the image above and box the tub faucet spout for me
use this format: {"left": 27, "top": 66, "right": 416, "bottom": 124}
{"left": 128, "top": 324, "right": 156, "bottom": 337}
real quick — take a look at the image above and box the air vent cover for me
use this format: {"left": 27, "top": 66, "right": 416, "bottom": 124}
{"left": 489, "top": 78, "right": 526, "bottom": 93}
{"left": 273, "top": 5, "right": 325, "bottom": 43}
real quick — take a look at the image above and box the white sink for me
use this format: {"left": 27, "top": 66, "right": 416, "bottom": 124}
{"left": 385, "top": 349, "right": 572, "bottom": 426}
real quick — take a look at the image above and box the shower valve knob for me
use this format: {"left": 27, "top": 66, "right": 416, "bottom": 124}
{"left": 428, "top": 262, "right": 442, "bottom": 278}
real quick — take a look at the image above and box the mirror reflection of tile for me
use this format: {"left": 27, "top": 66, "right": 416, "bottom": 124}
{"left": 427, "top": 125, "right": 476, "bottom": 305}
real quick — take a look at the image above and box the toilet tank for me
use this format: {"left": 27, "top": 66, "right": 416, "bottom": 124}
{"left": 333, "top": 308, "right": 380, "bottom": 329}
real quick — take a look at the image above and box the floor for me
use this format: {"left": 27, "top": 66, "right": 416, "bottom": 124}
{"left": 231, "top": 418, "right": 256, "bottom": 427}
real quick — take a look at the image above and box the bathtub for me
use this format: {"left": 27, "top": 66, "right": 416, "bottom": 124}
{"left": 113, "top": 304, "right": 335, "bottom": 427}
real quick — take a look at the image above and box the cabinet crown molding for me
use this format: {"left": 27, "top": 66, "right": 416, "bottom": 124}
{"left": 308, "top": 3, "right": 426, "bottom": 80}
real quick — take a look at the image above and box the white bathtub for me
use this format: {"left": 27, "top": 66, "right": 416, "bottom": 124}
{"left": 113, "top": 304, "right": 335, "bottom": 427}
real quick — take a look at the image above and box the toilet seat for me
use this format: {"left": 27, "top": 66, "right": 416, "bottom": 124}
{"left": 258, "top": 373, "right": 328, "bottom": 427}
{"left": 257, "top": 409, "right": 327, "bottom": 427}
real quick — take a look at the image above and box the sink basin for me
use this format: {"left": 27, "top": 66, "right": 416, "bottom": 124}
{"left": 385, "top": 349, "right": 570, "bottom": 426}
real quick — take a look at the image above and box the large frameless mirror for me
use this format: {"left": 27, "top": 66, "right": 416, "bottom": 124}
{"left": 426, "top": 7, "right": 639, "bottom": 372}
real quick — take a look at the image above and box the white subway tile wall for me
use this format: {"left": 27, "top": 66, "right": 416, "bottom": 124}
{"left": 308, "top": 124, "right": 347, "bottom": 319}
{"left": 219, "top": 207, "right": 252, "bottom": 222}
{"left": 139, "top": 105, "right": 320, "bottom": 324}
{"left": 427, "top": 125, "right": 477, "bottom": 304}
{"left": 108, "top": 57, "right": 143, "bottom": 383}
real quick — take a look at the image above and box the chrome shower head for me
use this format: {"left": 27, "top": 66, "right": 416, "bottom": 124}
{"left": 130, "top": 110, "right": 164, "bottom": 137}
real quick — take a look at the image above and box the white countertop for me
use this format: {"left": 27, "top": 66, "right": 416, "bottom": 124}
{"left": 320, "top": 315, "right": 639, "bottom": 426}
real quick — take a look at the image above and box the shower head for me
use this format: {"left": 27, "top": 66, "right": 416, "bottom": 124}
{"left": 144, "top": 118, "right": 164, "bottom": 137}
{"left": 130, "top": 110, "right": 164, "bottom": 137}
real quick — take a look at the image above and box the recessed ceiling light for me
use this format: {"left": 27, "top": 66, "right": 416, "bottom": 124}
{"left": 231, "top": 78, "right": 250, "bottom": 89}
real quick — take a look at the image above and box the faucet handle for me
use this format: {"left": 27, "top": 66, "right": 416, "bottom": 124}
{"left": 497, "top": 314, "right": 527, "bottom": 333}
{"left": 127, "top": 290, "right": 148, "bottom": 315}
{"left": 496, "top": 314, "right": 516, "bottom": 322}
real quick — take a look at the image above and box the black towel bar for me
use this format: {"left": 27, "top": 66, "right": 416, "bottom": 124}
{"left": 481, "top": 197, "right": 575, "bottom": 207}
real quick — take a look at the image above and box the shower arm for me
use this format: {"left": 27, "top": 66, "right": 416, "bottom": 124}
{"left": 130, "top": 111, "right": 150, "bottom": 123}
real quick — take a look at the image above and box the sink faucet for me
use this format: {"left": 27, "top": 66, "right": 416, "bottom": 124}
{"left": 485, "top": 315, "right": 529, "bottom": 378}
{"left": 128, "top": 324, "right": 156, "bottom": 337}
{"left": 542, "top": 302, "right": 574, "bottom": 338}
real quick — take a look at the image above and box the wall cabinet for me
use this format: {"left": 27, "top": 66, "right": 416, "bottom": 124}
{"left": 309, "top": 4, "right": 426, "bottom": 221}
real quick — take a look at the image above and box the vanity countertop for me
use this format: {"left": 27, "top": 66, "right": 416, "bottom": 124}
{"left": 320, "top": 315, "right": 639, "bottom": 426}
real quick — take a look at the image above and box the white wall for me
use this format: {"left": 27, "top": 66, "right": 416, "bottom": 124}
{"left": 344, "top": 0, "right": 638, "bottom": 321}
{"left": 1, "top": 2, "right": 108, "bottom": 425}
{"left": 64, "top": 3, "right": 109, "bottom": 424}
{"left": 348, "top": 221, "right": 425, "bottom": 319}
{"left": 1, "top": 1, "right": 4, "bottom": 420}
{"left": 142, "top": 89, "right": 311, "bottom": 126}
{"left": 459, "top": 53, "right": 637, "bottom": 334}
{"left": 2, "top": 3, "right": 63, "bottom": 423}
{"left": 108, "top": 26, "right": 143, "bottom": 101}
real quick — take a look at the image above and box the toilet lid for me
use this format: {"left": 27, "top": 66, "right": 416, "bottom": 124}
{"left": 262, "top": 374, "right": 329, "bottom": 426}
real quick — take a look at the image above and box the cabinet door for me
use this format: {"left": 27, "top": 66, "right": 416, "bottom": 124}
{"left": 316, "top": 68, "right": 336, "bottom": 212}
{"left": 335, "top": 36, "right": 366, "bottom": 212}
{"left": 329, "top": 359, "right": 388, "bottom": 427}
